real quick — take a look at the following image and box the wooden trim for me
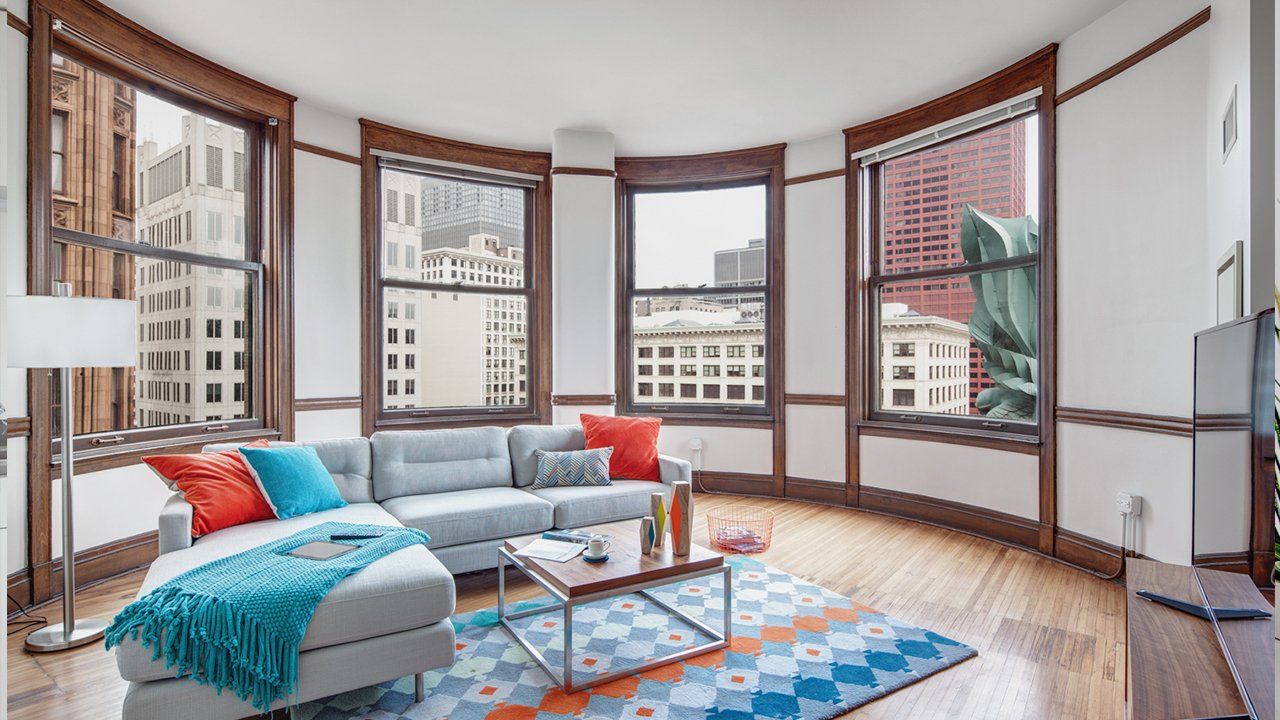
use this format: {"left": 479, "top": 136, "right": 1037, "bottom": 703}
{"left": 616, "top": 143, "right": 787, "bottom": 182}
{"left": 845, "top": 158, "right": 861, "bottom": 509}
{"left": 693, "top": 471, "right": 778, "bottom": 497}
{"left": 6, "top": 416, "right": 32, "bottom": 438}
{"left": 51, "top": 430, "right": 282, "bottom": 474}
{"left": 784, "top": 477, "right": 845, "bottom": 505}
{"left": 1192, "top": 551, "right": 1252, "bottom": 576}
{"left": 1036, "top": 50, "right": 1059, "bottom": 555}
{"left": 293, "top": 140, "right": 360, "bottom": 166}
{"left": 6, "top": 10, "right": 30, "bottom": 35}
{"left": 859, "top": 421, "right": 1041, "bottom": 455}
{"left": 1056, "top": 7, "right": 1211, "bottom": 105}
{"left": 1055, "top": 406, "right": 1193, "bottom": 437}
{"left": 550, "top": 394, "right": 616, "bottom": 406}
{"left": 359, "top": 120, "right": 552, "bottom": 435}
{"left": 1193, "top": 412, "right": 1253, "bottom": 431}
{"left": 844, "top": 44, "right": 1056, "bottom": 152}
{"left": 784, "top": 393, "right": 846, "bottom": 407}
{"left": 859, "top": 485, "right": 1043, "bottom": 551}
{"left": 650, "top": 415, "right": 774, "bottom": 429}
{"left": 8, "top": 530, "right": 157, "bottom": 615}
{"left": 783, "top": 168, "right": 843, "bottom": 186}
{"left": 1054, "top": 527, "right": 1127, "bottom": 578}
{"left": 295, "top": 396, "right": 362, "bottom": 412}
{"left": 550, "top": 166, "right": 615, "bottom": 178}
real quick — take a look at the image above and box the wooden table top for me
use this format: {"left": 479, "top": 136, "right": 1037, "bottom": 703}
{"left": 1125, "top": 558, "right": 1273, "bottom": 720}
{"left": 504, "top": 521, "right": 724, "bottom": 598}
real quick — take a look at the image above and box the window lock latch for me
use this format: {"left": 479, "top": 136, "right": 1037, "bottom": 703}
{"left": 90, "top": 435, "right": 125, "bottom": 447}
{"left": 202, "top": 424, "right": 229, "bottom": 433}
{"left": 981, "top": 421, "right": 1006, "bottom": 429}
{"left": 900, "top": 415, "right": 920, "bottom": 422}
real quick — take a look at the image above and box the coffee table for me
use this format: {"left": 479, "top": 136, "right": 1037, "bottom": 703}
{"left": 498, "top": 522, "right": 732, "bottom": 693}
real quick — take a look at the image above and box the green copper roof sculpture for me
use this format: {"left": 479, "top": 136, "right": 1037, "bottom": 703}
{"left": 960, "top": 205, "right": 1038, "bottom": 420}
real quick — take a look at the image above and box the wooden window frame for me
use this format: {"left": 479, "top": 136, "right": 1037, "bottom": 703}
{"left": 614, "top": 145, "right": 785, "bottom": 429}
{"left": 21, "top": 0, "right": 295, "bottom": 608}
{"left": 359, "top": 119, "right": 553, "bottom": 435}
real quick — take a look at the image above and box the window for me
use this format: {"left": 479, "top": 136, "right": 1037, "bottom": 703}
{"left": 638, "top": 382, "right": 653, "bottom": 397}
{"left": 680, "top": 364, "right": 697, "bottom": 376}
{"left": 658, "top": 364, "right": 674, "bottom": 376}
{"left": 619, "top": 148, "right": 781, "bottom": 418}
{"left": 658, "top": 346, "right": 675, "bottom": 359}
{"left": 727, "top": 365, "right": 745, "bottom": 377}
{"left": 658, "top": 383, "right": 674, "bottom": 398}
{"left": 727, "top": 385, "right": 745, "bottom": 400}
{"left": 680, "top": 383, "right": 697, "bottom": 398}
{"left": 862, "top": 109, "right": 1042, "bottom": 436}
{"left": 637, "top": 347, "right": 653, "bottom": 359}
{"left": 638, "top": 365, "right": 653, "bottom": 376}
{"left": 367, "top": 130, "right": 547, "bottom": 426}
{"left": 39, "top": 29, "right": 289, "bottom": 465}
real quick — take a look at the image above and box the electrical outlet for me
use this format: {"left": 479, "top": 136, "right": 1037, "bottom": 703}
{"left": 1115, "top": 492, "right": 1142, "bottom": 517}
{"left": 689, "top": 438, "right": 703, "bottom": 451}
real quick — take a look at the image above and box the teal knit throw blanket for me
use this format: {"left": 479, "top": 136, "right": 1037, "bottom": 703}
{"left": 104, "top": 521, "right": 431, "bottom": 712}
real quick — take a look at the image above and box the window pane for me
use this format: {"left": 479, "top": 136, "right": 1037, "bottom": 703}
{"left": 382, "top": 288, "right": 528, "bottom": 410}
{"left": 51, "top": 244, "right": 254, "bottom": 436}
{"left": 879, "top": 115, "right": 1038, "bottom": 275}
{"left": 632, "top": 184, "right": 766, "bottom": 289}
{"left": 877, "top": 268, "right": 1037, "bottom": 421}
{"left": 632, "top": 293, "right": 765, "bottom": 407}
{"left": 381, "top": 168, "right": 527, "bottom": 287}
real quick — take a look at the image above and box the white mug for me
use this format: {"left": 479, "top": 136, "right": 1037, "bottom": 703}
{"left": 586, "top": 537, "right": 610, "bottom": 558}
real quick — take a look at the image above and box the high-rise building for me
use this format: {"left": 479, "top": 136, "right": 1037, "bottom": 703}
{"left": 49, "top": 53, "right": 137, "bottom": 434}
{"left": 878, "top": 121, "right": 1026, "bottom": 411}
{"left": 420, "top": 179, "right": 524, "bottom": 251}
{"left": 713, "top": 238, "right": 765, "bottom": 306}
{"left": 133, "top": 115, "right": 248, "bottom": 425}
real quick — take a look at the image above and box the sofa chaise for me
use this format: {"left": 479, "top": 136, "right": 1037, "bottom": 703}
{"left": 114, "top": 424, "right": 691, "bottom": 720}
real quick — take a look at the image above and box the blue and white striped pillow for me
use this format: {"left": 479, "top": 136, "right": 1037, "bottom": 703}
{"left": 531, "top": 447, "right": 614, "bottom": 489}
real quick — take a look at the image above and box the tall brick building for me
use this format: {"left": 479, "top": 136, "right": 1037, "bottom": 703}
{"left": 878, "top": 120, "right": 1027, "bottom": 412}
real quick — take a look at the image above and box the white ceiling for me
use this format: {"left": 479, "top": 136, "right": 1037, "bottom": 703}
{"left": 104, "top": 0, "right": 1122, "bottom": 156}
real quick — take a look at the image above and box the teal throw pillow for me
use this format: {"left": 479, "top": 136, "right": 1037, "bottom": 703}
{"left": 238, "top": 446, "right": 347, "bottom": 520}
{"left": 531, "top": 447, "right": 614, "bottom": 489}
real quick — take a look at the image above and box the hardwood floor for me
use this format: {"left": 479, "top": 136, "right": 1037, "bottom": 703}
{"left": 7, "top": 493, "right": 1126, "bottom": 719}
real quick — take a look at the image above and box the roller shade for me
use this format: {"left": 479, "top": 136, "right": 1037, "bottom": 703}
{"left": 853, "top": 88, "right": 1041, "bottom": 165}
{"left": 373, "top": 149, "right": 541, "bottom": 188}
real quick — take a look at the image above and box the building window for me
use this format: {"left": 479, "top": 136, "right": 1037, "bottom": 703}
{"left": 658, "top": 365, "right": 674, "bottom": 376}
{"left": 862, "top": 110, "right": 1041, "bottom": 436}
{"left": 727, "top": 346, "right": 745, "bottom": 358}
{"left": 680, "top": 364, "right": 697, "bottom": 376}
{"left": 51, "top": 111, "right": 67, "bottom": 193}
{"left": 638, "top": 382, "right": 653, "bottom": 397}
{"left": 658, "top": 346, "right": 675, "bottom": 359}
{"left": 206, "top": 383, "right": 222, "bottom": 403}
{"left": 726, "top": 365, "right": 745, "bottom": 377}
{"left": 703, "top": 384, "right": 721, "bottom": 399}
{"left": 658, "top": 383, "right": 674, "bottom": 398}
{"left": 726, "top": 385, "right": 745, "bottom": 400}
{"left": 638, "top": 365, "right": 653, "bottom": 376}
{"left": 637, "top": 347, "right": 653, "bottom": 359}
{"left": 680, "top": 383, "right": 697, "bottom": 398}
{"left": 370, "top": 145, "right": 544, "bottom": 423}
{"left": 680, "top": 347, "right": 696, "bottom": 358}
{"left": 205, "top": 351, "right": 221, "bottom": 370}
{"left": 702, "top": 346, "right": 721, "bottom": 358}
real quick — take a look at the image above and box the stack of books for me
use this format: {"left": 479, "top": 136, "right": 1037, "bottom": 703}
{"left": 713, "top": 525, "right": 767, "bottom": 553}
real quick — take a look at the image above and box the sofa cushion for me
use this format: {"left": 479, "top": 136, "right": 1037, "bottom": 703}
{"left": 381, "top": 487, "right": 553, "bottom": 548}
{"left": 239, "top": 445, "right": 348, "bottom": 519}
{"left": 116, "top": 502, "right": 454, "bottom": 683}
{"left": 508, "top": 425, "right": 586, "bottom": 487}
{"left": 371, "top": 428, "right": 512, "bottom": 501}
{"left": 203, "top": 438, "right": 373, "bottom": 504}
{"left": 527, "top": 480, "right": 671, "bottom": 529}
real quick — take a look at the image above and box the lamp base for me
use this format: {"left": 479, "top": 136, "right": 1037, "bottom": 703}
{"left": 24, "top": 618, "right": 109, "bottom": 653}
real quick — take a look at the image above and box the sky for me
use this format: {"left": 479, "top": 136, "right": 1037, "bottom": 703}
{"left": 633, "top": 185, "right": 765, "bottom": 289}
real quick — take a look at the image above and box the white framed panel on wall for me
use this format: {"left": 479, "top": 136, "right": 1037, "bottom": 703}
{"left": 784, "top": 177, "right": 845, "bottom": 395}
{"left": 295, "top": 408, "right": 362, "bottom": 443}
{"left": 785, "top": 404, "right": 844, "bottom": 483}
{"left": 657, "top": 425, "right": 773, "bottom": 476}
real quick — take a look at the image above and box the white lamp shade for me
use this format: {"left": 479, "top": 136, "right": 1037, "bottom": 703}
{"left": 6, "top": 295, "right": 138, "bottom": 368}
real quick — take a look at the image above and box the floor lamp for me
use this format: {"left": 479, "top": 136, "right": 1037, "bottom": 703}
{"left": 7, "top": 282, "right": 137, "bottom": 652}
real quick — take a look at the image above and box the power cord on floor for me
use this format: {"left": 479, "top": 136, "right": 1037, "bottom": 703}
{"left": 1093, "top": 513, "right": 1131, "bottom": 582}
{"left": 7, "top": 592, "right": 48, "bottom": 635}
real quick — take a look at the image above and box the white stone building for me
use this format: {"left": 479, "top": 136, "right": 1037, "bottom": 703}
{"left": 632, "top": 305, "right": 765, "bottom": 405}
{"left": 879, "top": 303, "right": 969, "bottom": 415}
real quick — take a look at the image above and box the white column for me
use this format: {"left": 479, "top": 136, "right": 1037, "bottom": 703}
{"left": 550, "top": 129, "right": 616, "bottom": 424}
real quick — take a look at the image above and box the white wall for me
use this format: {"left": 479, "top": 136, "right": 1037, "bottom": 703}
{"left": 3, "top": 6, "right": 28, "bottom": 574}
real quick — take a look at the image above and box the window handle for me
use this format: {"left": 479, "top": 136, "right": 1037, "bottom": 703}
{"left": 202, "top": 424, "right": 229, "bottom": 433}
{"left": 651, "top": 406, "right": 670, "bottom": 412}
{"left": 900, "top": 415, "right": 920, "bottom": 422}
{"left": 724, "top": 407, "right": 741, "bottom": 413}
{"left": 409, "top": 410, "right": 432, "bottom": 417}
{"left": 981, "top": 421, "right": 1006, "bottom": 429}
{"left": 90, "top": 435, "right": 125, "bottom": 446}
{"left": 486, "top": 409, "right": 506, "bottom": 414}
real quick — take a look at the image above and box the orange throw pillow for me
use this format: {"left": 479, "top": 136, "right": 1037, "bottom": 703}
{"left": 143, "top": 439, "right": 274, "bottom": 537}
{"left": 580, "top": 414, "right": 662, "bottom": 481}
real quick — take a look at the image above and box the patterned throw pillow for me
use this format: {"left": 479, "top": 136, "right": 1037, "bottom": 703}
{"left": 531, "top": 447, "right": 614, "bottom": 489}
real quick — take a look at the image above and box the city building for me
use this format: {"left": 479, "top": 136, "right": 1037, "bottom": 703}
{"left": 420, "top": 178, "right": 524, "bottom": 251}
{"left": 878, "top": 303, "right": 969, "bottom": 415}
{"left": 633, "top": 303, "right": 765, "bottom": 405}
{"left": 878, "top": 121, "right": 1026, "bottom": 411}
{"left": 132, "top": 115, "right": 249, "bottom": 426}
{"left": 713, "top": 237, "right": 765, "bottom": 305}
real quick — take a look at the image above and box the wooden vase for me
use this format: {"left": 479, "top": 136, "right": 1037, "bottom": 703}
{"left": 671, "top": 481, "right": 692, "bottom": 556}
{"left": 650, "top": 493, "right": 667, "bottom": 548}
{"left": 640, "top": 516, "right": 655, "bottom": 555}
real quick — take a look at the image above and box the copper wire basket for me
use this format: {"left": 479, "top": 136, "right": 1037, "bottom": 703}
{"left": 706, "top": 505, "right": 774, "bottom": 554}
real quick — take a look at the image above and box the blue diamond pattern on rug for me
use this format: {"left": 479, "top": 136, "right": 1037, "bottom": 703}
{"left": 295, "top": 556, "right": 976, "bottom": 719}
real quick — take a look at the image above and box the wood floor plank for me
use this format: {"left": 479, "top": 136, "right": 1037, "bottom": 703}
{"left": 6, "top": 494, "right": 1126, "bottom": 719}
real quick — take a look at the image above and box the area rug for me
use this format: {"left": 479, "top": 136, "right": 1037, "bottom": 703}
{"left": 296, "top": 556, "right": 975, "bottom": 719}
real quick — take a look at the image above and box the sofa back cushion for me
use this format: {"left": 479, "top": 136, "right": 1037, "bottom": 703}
{"left": 202, "top": 438, "right": 373, "bottom": 504}
{"left": 371, "top": 427, "right": 512, "bottom": 500}
{"left": 508, "top": 424, "right": 586, "bottom": 487}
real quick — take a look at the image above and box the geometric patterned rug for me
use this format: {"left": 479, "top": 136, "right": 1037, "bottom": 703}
{"left": 296, "top": 556, "right": 976, "bottom": 720}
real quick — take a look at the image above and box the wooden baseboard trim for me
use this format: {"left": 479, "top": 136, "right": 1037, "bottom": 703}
{"left": 1054, "top": 528, "right": 1127, "bottom": 577}
{"left": 784, "top": 477, "right": 845, "bottom": 505}
{"left": 1056, "top": 7, "right": 1210, "bottom": 105}
{"left": 293, "top": 141, "right": 361, "bottom": 166}
{"left": 783, "top": 168, "right": 844, "bottom": 186}
{"left": 1055, "top": 406, "right": 1192, "bottom": 437}
{"left": 9, "top": 530, "right": 158, "bottom": 616}
{"left": 1193, "top": 551, "right": 1253, "bottom": 576}
{"left": 784, "top": 394, "right": 847, "bottom": 407}
{"left": 859, "top": 486, "right": 1043, "bottom": 551}
{"left": 295, "top": 396, "right": 362, "bottom": 412}
{"left": 694, "top": 471, "right": 778, "bottom": 497}
{"left": 550, "top": 394, "right": 616, "bottom": 406}
{"left": 6, "top": 416, "right": 31, "bottom": 438}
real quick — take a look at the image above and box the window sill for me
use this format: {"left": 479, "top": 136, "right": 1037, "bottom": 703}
{"left": 620, "top": 411, "right": 775, "bottom": 429}
{"left": 374, "top": 412, "right": 543, "bottom": 432}
{"left": 857, "top": 420, "right": 1040, "bottom": 455}
{"left": 51, "top": 427, "right": 283, "bottom": 474}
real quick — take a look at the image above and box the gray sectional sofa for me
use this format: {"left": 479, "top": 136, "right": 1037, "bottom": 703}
{"left": 115, "top": 424, "right": 690, "bottom": 720}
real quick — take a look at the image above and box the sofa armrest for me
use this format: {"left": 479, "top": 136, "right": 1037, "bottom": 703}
{"left": 658, "top": 454, "right": 692, "bottom": 487}
{"left": 158, "top": 493, "right": 194, "bottom": 555}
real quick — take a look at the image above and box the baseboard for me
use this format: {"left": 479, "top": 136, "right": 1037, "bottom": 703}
{"left": 858, "top": 486, "right": 1043, "bottom": 551}
{"left": 694, "top": 471, "right": 778, "bottom": 496}
{"left": 783, "top": 477, "right": 845, "bottom": 506}
{"left": 1193, "top": 551, "right": 1252, "bottom": 575}
{"left": 8, "top": 530, "right": 158, "bottom": 615}
{"left": 1055, "top": 528, "right": 1127, "bottom": 577}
